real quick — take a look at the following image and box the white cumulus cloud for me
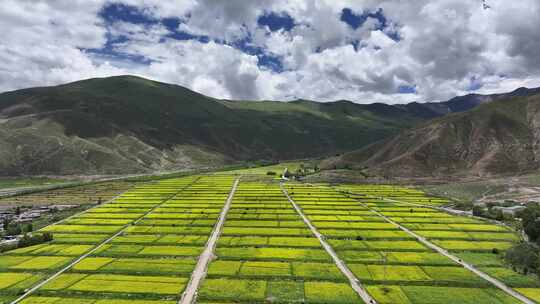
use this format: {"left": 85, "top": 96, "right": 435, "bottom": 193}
{"left": 1, "top": 0, "right": 539, "bottom": 104}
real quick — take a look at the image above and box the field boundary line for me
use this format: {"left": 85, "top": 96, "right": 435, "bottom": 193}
{"left": 10, "top": 176, "right": 200, "bottom": 304}
{"left": 352, "top": 198, "right": 535, "bottom": 304}
{"left": 380, "top": 195, "right": 515, "bottom": 231}
{"left": 341, "top": 189, "right": 521, "bottom": 244}
{"left": 280, "top": 183, "right": 378, "bottom": 304}
{"left": 36, "top": 183, "right": 140, "bottom": 232}
{"left": 342, "top": 188, "right": 491, "bottom": 221}
{"left": 179, "top": 178, "right": 240, "bottom": 304}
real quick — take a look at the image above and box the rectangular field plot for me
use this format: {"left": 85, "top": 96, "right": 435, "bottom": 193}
{"left": 125, "top": 225, "right": 213, "bottom": 235}
{"left": 222, "top": 226, "right": 313, "bottom": 236}
{"left": 366, "top": 285, "right": 520, "bottom": 304}
{"left": 217, "top": 236, "right": 321, "bottom": 248}
{"left": 335, "top": 251, "right": 458, "bottom": 266}
{"left": 41, "top": 273, "right": 188, "bottom": 295}
{"left": 144, "top": 212, "right": 219, "bottom": 219}
{"left": 72, "top": 257, "right": 197, "bottom": 275}
{"left": 320, "top": 229, "right": 413, "bottom": 239}
{"left": 110, "top": 234, "right": 208, "bottom": 246}
{"left": 198, "top": 278, "right": 360, "bottom": 304}
{"left": 431, "top": 240, "right": 514, "bottom": 252}
{"left": 400, "top": 223, "right": 510, "bottom": 232}
{"left": 514, "top": 288, "right": 540, "bottom": 302}
{"left": 390, "top": 216, "right": 483, "bottom": 224}
{"left": 0, "top": 295, "right": 16, "bottom": 303}
{"left": 41, "top": 225, "right": 122, "bottom": 234}
{"left": 0, "top": 272, "right": 45, "bottom": 292}
{"left": 479, "top": 267, "right": 540, "bottom": 287}
{"left": 62, "top": 218, "right": 134, "bottom": 226}
{"left": 336, "top": 184, "right": 450, "bottom": 207}
{"left": 92, "top": 244, "right": 202, "bottom": 257}
{"left": 76, "top": 213, "right": 144, "bottom": 219}
{"left": 347, "top": 264, "right": 488, "bottom": 286}
{"left": 207, "top": 260, "right": 344, "bottom": 280}
{"left": 454, "top": 252, "right": 505, "bottom": 267}
{"left": 0, "top": 256, "right": 72, "bottom": 271}
{"left": 51, "top": 233, "right": 110, "bottom": 244}
{"left": 5, "top": 244, "right": 93, "bottom": 256}
{"left": 415, "top": 230, "right": 518, "bottom": 241}
{"left": 328, "top": 239, "right": 429, "bottom": 251}
{"left": 18, "top": 297, "right": 176, "bottom": 304}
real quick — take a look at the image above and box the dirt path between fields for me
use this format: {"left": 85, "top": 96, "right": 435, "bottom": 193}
{"left": 280, "top": 183, "right": 378, "bottom": 304}
{"left": 179, "top": 178, "right": 240, "bottom": 304}
{"left": 10, "top": 177, "right": 200, "bottom": 304}
{"left": 354, "top": 199, "right": 535, "bottom": 304}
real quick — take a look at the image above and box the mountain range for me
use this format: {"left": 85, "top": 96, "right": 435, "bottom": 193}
{"left": 325, "top": 91, "right": 540, "bottom": 177}
{"left": 1, "top": 75, "right": 539, "bottom": 176}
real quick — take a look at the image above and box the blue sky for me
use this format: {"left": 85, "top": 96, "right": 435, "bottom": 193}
{"left": 1, "top": 0, "right": 540, "bottom": 103}
{"left": 92, "top": 3, "right": 398, "bottom": 74}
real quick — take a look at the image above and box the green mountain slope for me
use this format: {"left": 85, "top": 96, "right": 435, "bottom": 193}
{"left": 0, "top": 76, "right": 426, "bottom": 175}
{"left": 324, "top": 94, "right": 540, "bottom": 177}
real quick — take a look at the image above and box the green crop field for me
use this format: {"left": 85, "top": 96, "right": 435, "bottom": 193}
{"left": 0, "top": 171, "right": 537, "bottom": 304}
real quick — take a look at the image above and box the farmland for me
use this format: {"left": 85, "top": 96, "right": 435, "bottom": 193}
{"left": 200, "top": 181, "right": 361, "bottom": 303}
{"left": 0, "top": 178, "right": 67, "bottom": 190}
{"left": 0, "top": 171, "right": 538, "bottom": 303}
{"left": 0, "top": 182, "right": 135, "bottom": 207}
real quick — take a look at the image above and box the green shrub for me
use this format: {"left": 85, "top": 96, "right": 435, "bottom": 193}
{"left": 17, "top": 232, "right": 54, "bottom": 249}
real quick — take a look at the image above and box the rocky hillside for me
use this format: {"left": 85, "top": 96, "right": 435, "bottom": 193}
{"left": 324, "top": 94, "right": 540, "bottom": 177}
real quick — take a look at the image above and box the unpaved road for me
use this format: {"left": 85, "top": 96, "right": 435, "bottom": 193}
{"left": 179, "top": 178, "right": 240, "bottom": 304}
{"left": 280, "top": 183, "right": 378, "bottom": 304}
{"left": 10, "top": 178, "right": 199, "bottom": 304}
{"left": 355, "top": 199, "right": 535, "bottom": 304}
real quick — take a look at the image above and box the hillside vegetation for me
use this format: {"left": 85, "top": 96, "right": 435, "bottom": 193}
{"left": 0, "top": 76, "right": 426, "bottom": 176}
{"left": 2, "top": 75, "right": 539, "bottom": 176}
{"left": 324, "top": 94, "right": 540, "bottom": 177}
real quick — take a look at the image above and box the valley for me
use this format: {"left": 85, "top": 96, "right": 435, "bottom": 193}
{"left": 3, "top": 79, "right": 540, "bottom": 303}
{"left": 4, "top": 1, "right": 540, "bottom": 302}
{"left": 0, "top": 166, "right": 539, "bottom": 304}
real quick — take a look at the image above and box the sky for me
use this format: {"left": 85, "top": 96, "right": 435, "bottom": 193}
{"left": 1, "top": 0, "right": 540, "bottom": 104}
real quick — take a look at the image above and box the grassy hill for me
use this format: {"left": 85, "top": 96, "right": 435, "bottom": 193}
{"left": 324, "top": 93, "right": 540, "bottom": 177}
{"left": 0, "top": 76, "right": 427, "bottom": 175}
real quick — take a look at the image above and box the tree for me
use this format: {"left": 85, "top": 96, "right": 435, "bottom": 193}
{"left": 505, "top": 243, "right": 538, "bottom": 273}
{"left": 23, "top": 223, "right": 33, "bottom": 233}
{"left": 17, "top": 232, "right": 52, "bottom": 248}
{"left": 6, "top": 223, "right": 21, "bottom": 236}
{"left": 488, "top": 208, "right": 504, "bottom": 221}
{"left": 525, "top": 219, "right": 540, "bottom": 243}
{"left": 518, "top": 204, "right": 540, "bottom": 243}
{"left": 472, "top": 205, "right": 485, "bottom": 217}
